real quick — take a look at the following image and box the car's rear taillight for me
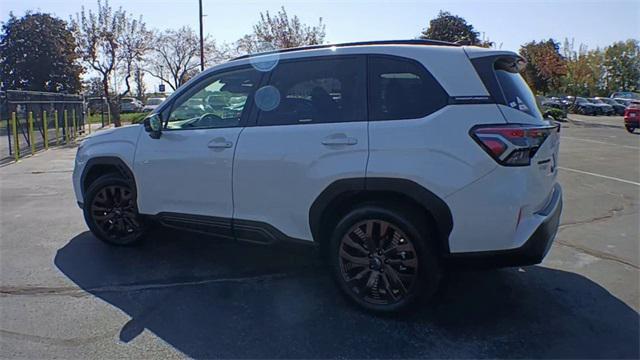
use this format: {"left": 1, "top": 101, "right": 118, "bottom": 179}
{"left": 470, "top": 124, "right": 558, "bottom": 166}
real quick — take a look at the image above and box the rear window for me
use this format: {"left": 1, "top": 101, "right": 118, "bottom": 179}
{"left": 472, "top": 56, "right": 543, "bottom": 119}
{"left": 494, "top": 69, "right": 542, "bottom": 118}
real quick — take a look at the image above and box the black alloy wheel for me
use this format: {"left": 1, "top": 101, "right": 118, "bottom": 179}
{"left": 84, "top": 175, "right": 146, "bottom": 245}
{"left": 330, "top": 205, "right": 440, "bottom": 312}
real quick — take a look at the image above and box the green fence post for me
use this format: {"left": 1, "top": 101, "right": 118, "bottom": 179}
{"left": 64, "top": 110, "right": 69, "bottom": 144}
{"left": 28, "top": 111, "right": 35, "bottom": 155}
{"left": 11, "top": 112, "right": 19, "bottom": 162}
{"left": 43, "top": 110, "right": 48, "bottom": 150}
{"left": 54, "top": 110, "right": 60, "bottom": 145}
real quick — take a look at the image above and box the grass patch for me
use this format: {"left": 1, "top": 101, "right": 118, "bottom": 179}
{"left": 86, "top": 112, "right": 149, "bottom": 125}
{"left": 121, "top": 112, "right": 149, "bottom": 124}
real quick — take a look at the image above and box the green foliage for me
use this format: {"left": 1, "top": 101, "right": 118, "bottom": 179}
{"left": 0, "top": 12, "right": 82, "bottom": 92}
{"left": 559, "top": 39, "right": 640, "bottom": 96}
{"left": 420, "top": 11, "right": 492, "bottom": 47}
{"left": 519, "top": 39, "right": 567, "bottom": 95}
{"left": 603, "top": 39, "right": 640, "bottom": 93}
{"left": 543, "top": 107, "right": 566, "bottom": 120}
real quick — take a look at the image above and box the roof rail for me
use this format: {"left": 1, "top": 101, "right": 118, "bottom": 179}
{"left": 231, "top": 39, "right": 460, "bottom": 61}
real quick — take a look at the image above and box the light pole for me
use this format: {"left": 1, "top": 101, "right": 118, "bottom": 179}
{"left": 199, "top": 0, "right": 205, "bottom": 72}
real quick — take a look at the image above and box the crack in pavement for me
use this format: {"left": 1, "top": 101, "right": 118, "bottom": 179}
{"left": 558, "top": 205, "right": 625, "bottom": 230}
{"left": 555, "top": 240, "right": 639, "bottom": 269}
{"left": 0, "top": 272, "right": 298, "bottom": 298}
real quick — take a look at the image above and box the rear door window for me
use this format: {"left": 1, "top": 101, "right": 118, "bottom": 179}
{"left": 256, "top": 56, "right": 366, "bottom": 126}
{"left": 368, "top": 56, "right": 448, "bottom": 121}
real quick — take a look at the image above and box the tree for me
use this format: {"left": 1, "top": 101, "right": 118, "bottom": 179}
{"left": 236, "top": 7, "right": 325, "bottom": 53}
{"left": 71, "top": 0, "right": 149, "bottom": 126}
{"left": 603, "top": 39, "right": 640, "bottom": 93}
{"left": 0, "top": 12, "right": 82, "bottom": 92}
{"left": 420, "top": 11, "right": 492, "bottom": 47}
{"left": 82, "top": 76, "right": 105, "bottom": 97}
{"left": 117, "top": 15, "right": 152, "bottom": 102}
{"left": 519, "top": 39, "right": 567, "bottom": 95}
{"left": 145, "top": 27, "right": 226, "bottom": 91}
{"left": 134, "top": 65, "right": 146, "bottom": 100}
{"left": 561, "top": 39, "right": 606, "bottom": 96}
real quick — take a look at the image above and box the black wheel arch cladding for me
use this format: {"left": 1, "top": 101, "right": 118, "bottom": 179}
{"left": 310, "top": 177, "right": 454, "bottom": 254}
{"left": 81, "top": 157, "right": 137, "bottom": 197}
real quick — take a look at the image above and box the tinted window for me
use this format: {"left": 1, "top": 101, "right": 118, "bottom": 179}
{"left": 257, "top": 57, "right": 366, "bottom": 126}
{"left": 167, "top": 67, "right": 260, "bottom": 130}
{"left": 495, "top": 69, "right": 542, "bottom": 118}
{"left": 368, "top": 56, "right": 447, "bottom": 121}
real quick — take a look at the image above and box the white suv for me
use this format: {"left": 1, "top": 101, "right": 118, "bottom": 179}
{"left": 73, "top": 40, "right": 562, "bottom": 312}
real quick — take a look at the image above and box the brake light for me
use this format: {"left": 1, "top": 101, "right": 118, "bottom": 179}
{"left": 470, "top": 124, "right": 558, "bottom": 166}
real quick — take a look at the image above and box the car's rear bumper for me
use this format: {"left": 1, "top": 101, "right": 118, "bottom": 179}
{"left": 624, "top": 116, "right": 639, "bottom": 127}
{"left": 446, "top": 183, "right": 562, "bottom": 268}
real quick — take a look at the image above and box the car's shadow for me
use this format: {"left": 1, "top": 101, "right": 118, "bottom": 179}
{"left": 55, "top": 230, "right": 639, "bottom": 359}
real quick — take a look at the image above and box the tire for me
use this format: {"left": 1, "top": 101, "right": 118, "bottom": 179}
{"left": 329, "top": 204, "right": 440, "bottom": 312}
{"left": 626, "top": 126, "right": 636, "bottom": 133}
{"left": 83, "top": 174, "right": 147, "bottom": 245}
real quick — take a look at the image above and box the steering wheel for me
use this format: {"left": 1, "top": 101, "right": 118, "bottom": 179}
{"left": 195, "top": 113, "right": 223, "bottom": 128}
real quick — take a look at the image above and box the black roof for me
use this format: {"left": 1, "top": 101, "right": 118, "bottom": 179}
{"left": 231, "top": 39, "right": 460, "bottom": 61}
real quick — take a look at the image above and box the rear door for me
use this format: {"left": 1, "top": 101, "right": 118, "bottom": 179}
{"left": 232, "top": 55, "right": 368, "bottom": 242}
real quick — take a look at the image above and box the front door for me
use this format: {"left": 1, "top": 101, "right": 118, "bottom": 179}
{"left": 134, "top": 67, "right": 262, "bottom": 230}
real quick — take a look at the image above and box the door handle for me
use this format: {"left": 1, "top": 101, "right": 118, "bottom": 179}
{"left": 207, "top": 140, "right": 233, "bottom": 149}
{"left": 321, "top": 136, "right": 358, "bottom": 146}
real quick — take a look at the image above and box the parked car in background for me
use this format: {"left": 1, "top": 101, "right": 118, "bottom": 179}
{"left": 624, "top": 100, "right": 640, "bottom": 133}
{"left": 614, "top": 98, "right": 633, "bottom": 107}
{"left": 537, "top": 95, "right": 567, "bottom": 119}
{"left": 567, "top": 96, "right": 597, "bottom": 115}
{"left": 142, "top": 97, "right": 166, "bottom": 112}
{"left": 610, "top": 92, "right": 640, "bottom": 100}
{"left": 594, "top": 97, "right": 626, "bottom": 115}
{"left": 120, "top": 97, "right": 143, "bottom": 113}
{"left": 588, "top": 98, "right": 615, "bottom": 115}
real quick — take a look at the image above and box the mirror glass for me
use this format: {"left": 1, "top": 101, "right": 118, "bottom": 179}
{"left": 148, "top": 114, "right": 161, "bottom": 132}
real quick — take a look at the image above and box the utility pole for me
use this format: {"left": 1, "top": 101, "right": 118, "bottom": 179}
{"left": 199, "top": 0, "right": 205, "bottom": 72}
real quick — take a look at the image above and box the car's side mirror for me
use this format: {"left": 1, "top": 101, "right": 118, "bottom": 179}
{"left": 144, "top": 114, "right": 162, "bottom": 139}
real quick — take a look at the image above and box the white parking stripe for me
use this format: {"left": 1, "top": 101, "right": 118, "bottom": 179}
{"left": 562, "top": 136, "right": 639, "bottom": 150}
{"left": 558, "top": 166, "right": 640, "bottom": 186}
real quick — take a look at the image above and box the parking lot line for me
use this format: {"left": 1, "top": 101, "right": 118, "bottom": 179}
{"left": 562, "top": 136, "right": 639, "bottom": 150}
{"left": 558, "top": 166, "right": 640, "bottom": 186}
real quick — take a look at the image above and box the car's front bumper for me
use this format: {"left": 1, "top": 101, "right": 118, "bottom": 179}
{"left": 447, "top": 183, "right": 563, "bottom": 268}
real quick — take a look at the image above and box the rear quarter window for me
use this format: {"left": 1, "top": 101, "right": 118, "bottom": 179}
{"left": 368, "top": 56, "right": 448, "bottom": 121}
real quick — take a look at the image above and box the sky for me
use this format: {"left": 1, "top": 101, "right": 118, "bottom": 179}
{"left": 2, "top": 0, "right": 639, "bottom": 92}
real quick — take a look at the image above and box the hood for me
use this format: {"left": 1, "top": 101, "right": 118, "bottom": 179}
{"left": 82, "top": 124, "right": 143, "bottom": 144}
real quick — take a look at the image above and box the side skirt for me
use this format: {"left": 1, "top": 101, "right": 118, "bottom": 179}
{"left": 154, "top": 212, "right": 315, "bottom": 247}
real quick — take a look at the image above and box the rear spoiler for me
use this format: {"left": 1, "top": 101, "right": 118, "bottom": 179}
{"left": 463, "top": 47, "right": 526, "bottom": 73}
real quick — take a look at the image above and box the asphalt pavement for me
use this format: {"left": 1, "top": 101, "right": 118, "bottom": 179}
{"left": 0, "top": 120, "right": 638, "bottom": 359}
